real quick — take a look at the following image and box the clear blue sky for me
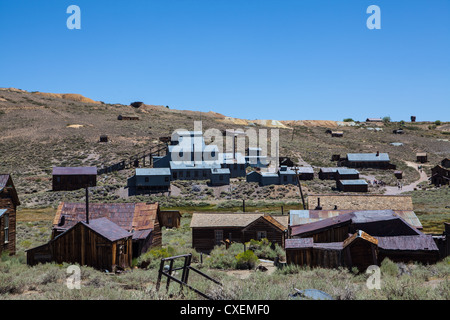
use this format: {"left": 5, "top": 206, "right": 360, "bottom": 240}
{"left": 0, "top": 0, "right": 449, "bottom": 121}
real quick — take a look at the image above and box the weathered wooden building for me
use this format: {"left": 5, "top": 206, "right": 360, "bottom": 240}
{"left": 27, "top": 218, "right": 133, "bottom": 271}
{"left": 441, "top": 158, "right": 450, "bottom": 168}
{"left": 394, "top": 170, "right": 403, "bottom": 179}
{"left": 430, "top": 165, "right": 450, "bottom": 186}
{"left": 336, "top": 179, "right": 368, "bottom": 192}
{"left": 159, "top": 210, "right": 182, "bottom": 228}
{"left": 0, "top": 174, "right": 20, "bottom": 256}
{"left": 51, "top": 202, "right": 161, "bottom": 258}
{"left": 331, "top": 131, "right": 344, "bottom": 137}
{"left": 190, "top": 212, "right": 288, "bottom": 253}
{"left": 366, "top": 118, "right": 383, "bottom": 123}
{"left": 52, "top": 167, "right": 97, "bottom": 191}
{"left": 118, "top": 115, "right": 139, "bottom": 120}
{"left": 416, "top": 153, "right": 428, "bottom": 163}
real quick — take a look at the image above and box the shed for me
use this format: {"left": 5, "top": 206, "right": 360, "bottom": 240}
{"left": 27, "top": 218, "right": 132, "bottom": 271}
{"left": 260, "top": 172, "right": 280, "bottom": 186}
{"left": 118, "top": 115, "right": 139, "bottom": 120}
{"left": 159, "top": 210, "right": 181, "bottom": 228}
{"left": 296, "top": 167, "right": 314, "bottom": 180}
{"left": 99, "top": 135, "right": 108, "bottom": 142}
{"left": 366, "top": 118, "right": 383, "bottom": 122}
{"left": 416, "top": 153, "right": 428, "bottom": 163}
{"left": 331, "top": 131, "right": 343, "bottom": 137}
{"left": 394, "top": 170, "right": 403, "bottom": 179}
{"left": 336, "top": 179, "right": 368, "bottom": 192}
{"left": 318, "top": 167, "right": 340, "bottom": 180}
{"left": 127, "top": 168, "right": 171, "bottom": 195}
{"left": 441, "top": 158, "right": 450, "bottom": 168}
{"left": 246, "top": 171, "right": 262, "bottom": 184}
{"left": 52, "top": 167, "right": 97, "bottom": 191}
{"left": 210, "top": 168, "right": 231, "bottom": 186}
{"left": 51, "top": 202, "right": 161, "bottom": 258}
{"left": 278, "top": 166, "right": 298, "bottom": 185}
{"left": 430, "top": 165, "right": 450, "bottom": 186}
{"left": 411, "top": 116, "right": 416, "bottom": 122}
{"left": 0, "top": 174, "right": 20, "bottom": 256}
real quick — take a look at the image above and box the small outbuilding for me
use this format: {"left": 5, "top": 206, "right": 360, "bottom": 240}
{"left": 52, "top": 167, "right": 97, "bottom": 191}
{"left": 0, "top": 174, "right": 20, "bottom": 256}
{"left": 127, "top": 168, "right": 171, "bottom": 195}
{"left": 335, "top": 168, "right": 359, "bottom": 180}
{"left": 416, "top": 153, "right": 428, "bottom": 163}
{"left": 336, "top": 179, "right": 368, "bottom": 192}
{"left": 210, "top": 168, "right": 231, "bottom": 186}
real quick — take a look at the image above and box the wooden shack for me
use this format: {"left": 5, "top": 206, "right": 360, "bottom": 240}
{"left": 127, "top": 168, "right": 171, "bottom": 195}
{"left": 416, "top": 153, "right": 427, "bottom": 163}
{"left": 0, "top": 174, "right": 20, "bottom": 256}
{"left": 441, "top": 158, "right": 450, "bottom": 168}
{"left": 285, "top": 238, "right": 343, "bottom": 269}
{"left": 430, "top": 165, "right": 450, "bottom": 186}
{"left": 331, "top": 131, "right": 343, "bottom": 137}
{"left": 99, "top": 135, "right": 108, "bottom": 143}
{"left": 190, "top": 213, "right": 288, "bottom": 253}
{"left": 340, "top": 152, "right": 396, "bottom": 169}
{"left": 51, "top": 202, "right": 161, "bottom": 258}
{"left": 27, "top": 218, "right": 132, "bottom": 271}
{"left": 335, "top": 168, "right": 359, "bottom": 180}
{"left": 52, "top": 167, "right": 97, "bottom": 191}
{"left": 159, "top": 210, "right": 181, "bottom": 228}
{"left": 394, "top": 170, "right": 403, "bottom": 179}
{"left": 342, "top": 231, "right": 378, "bottom": 272}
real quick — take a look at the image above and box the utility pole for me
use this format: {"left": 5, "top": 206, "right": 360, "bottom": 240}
{"left": 294, "top": 165, "right": 306, "bottom": 209}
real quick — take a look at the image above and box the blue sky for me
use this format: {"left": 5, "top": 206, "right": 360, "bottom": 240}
{"left": 0, "top": 0, "right": 449, "bottom": 121}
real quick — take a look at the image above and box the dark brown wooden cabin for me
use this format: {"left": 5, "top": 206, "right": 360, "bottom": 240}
{"left": 394, "top": 170, "right": 403, "bottom": 179}
{"left": 441, "top": 158, "right": 450, "bottom": 168}
{"left": 51, "top": 202, "right": 161, "bottom": 258}
{"left": 416, "top": 153, "right": 427, "bottom": 163}
{"left": 342, "top": 231, "right": 378, "bottom": 272}
{"left": 0, "top": 174, "right": 20, "bottom": 256}
{"left": 336, "top": 179, "right": 368, "bottom": 192}
{"left": 27, "top": 218, "right": 132, "bottom": 271}
{"left": 52, "top": 167, "right": 97, "bottom": 191}
{"left": 118, "top": 115, "right": 139, "bottom": 120}
{"left": 99, "top": 135, "right": 108, "bottom": 142}
{"left": 285, "top": 238, "right": 343, "bottom": 269}
{"left": 430, "top": 165, "right": 450, "bottom": 186}
{"left": 159, "top": 210, "right": 181, "bottom": 228}
{"left": 190, "top": 213, "right": 288, "bottom": 253}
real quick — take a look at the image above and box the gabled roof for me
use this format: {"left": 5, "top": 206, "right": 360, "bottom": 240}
{"left": 0, "top": 209, "right": 7, "bottom": 218}
{"left": 336, "top": 168, "right": 359, "bottom": 175}
{"left": 52, "top": 167, "right": 97, "bottom": 175}
{"left": 242, "top": 215, "right": 287, "bottom": 233}
{"left": 52, "top": 202, "right": 159, "bottom": 240}
{"left": 190, "top": 212, "right": 288, "bottom": 230}
{"left": 0, "top": 174, "right": 20, "bottom": 206}
{"left": 343, "top": 230, "right": 378, "bottom": 248}
{"left": 338, "top": 179, "right": 367, "bottom": 185}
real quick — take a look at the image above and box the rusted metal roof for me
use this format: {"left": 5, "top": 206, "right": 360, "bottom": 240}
{"left": 53, "top": 202, "right": 159, "bottom": 240}
{"left": 52, "top": 167, "right": 97, "bottom": 175}
{"left": 190, "top": 212, "right": 288, "bottom": 229}
{"left": 376, "top": 235, "right": 439, "bottom": 251}
{"left": 285, "top": 238, "right": 314, "bottom": 249}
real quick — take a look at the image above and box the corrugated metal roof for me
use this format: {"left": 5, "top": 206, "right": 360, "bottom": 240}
{"left": 170, "top": 161, "right": 221, "bottom": 170}
{"left": 339, "top": 179, "right": 368, "bottom": 185}
{"left": 376, "top": 235, "right": 438, "bottom": 251}
{"left": 347, "top": 153, "right": 390, "bottom": 162}
{"left": 135, "top": 168, "right": 171, "bottom": 176}
{"left": 285, "top": 238, "right": 314, "bottom": 249}
{"left": 319, "top": 167, "right": 341, "bottom": 173}
{"left": 52, "top": 167, "right": 97, "bottom": 175}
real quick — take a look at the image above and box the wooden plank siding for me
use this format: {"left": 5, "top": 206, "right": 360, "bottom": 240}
{"left": 242, "top": 218, "right": 285, "bottom": 248}
{"left": 192, "top": 227, "right": 243, "bottom": 253}
{"left": 0, "top": 198, "right": 16, "bottom": 255}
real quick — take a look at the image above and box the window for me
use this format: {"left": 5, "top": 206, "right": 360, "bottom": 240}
{"left": 145, "top": 177, "right": 149, "bottom": 183}
{"left": 214, "top": 230, "right": 223, "bottom": 245}
{"left": 257, "top": 231, "right": 267, "bottom": 241}
{"left": 4, "top": 213, "right": 9, "bottom": 243}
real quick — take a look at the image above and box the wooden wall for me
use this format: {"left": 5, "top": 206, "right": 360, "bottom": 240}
{"left": 0, "top": 196, "right": 16, "bottom": 255}
{"left": 52, "top": 175, "right": 97, "bottom": 191}
{"left": 159, "top": 211, "right": 181, "bottom": 228}
{"left": 242, "top": 219, "right": 285, "bottom": 248}
{"left": 51, "top": 224, "right": 132, "bottom": 271}
{"left": 294, "top": 225, "right": 350, "bottom": 243}
{"left": 286, "top": 248, "right": 342, "bottom": 268}
{"left": 192, "top": 227, "right": 243, "bottom": 252}
{"left": 343, "top": 239, "right": 378, "bottom": 271}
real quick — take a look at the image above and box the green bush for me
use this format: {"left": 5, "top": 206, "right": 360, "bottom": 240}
{"left": 435, "top": 120, "right": 441, "bottom": 126}
{"left": 380, "top": 258, "right": 399, "bottom": 277}
{"left": 137, "top": 246, "right": 177, "bottom": 269}
{"left": 235, "top": 250, "right": 259, "bottom": 270}
{"left": 247, "top": 238, "right": 285, "bottom": 260}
